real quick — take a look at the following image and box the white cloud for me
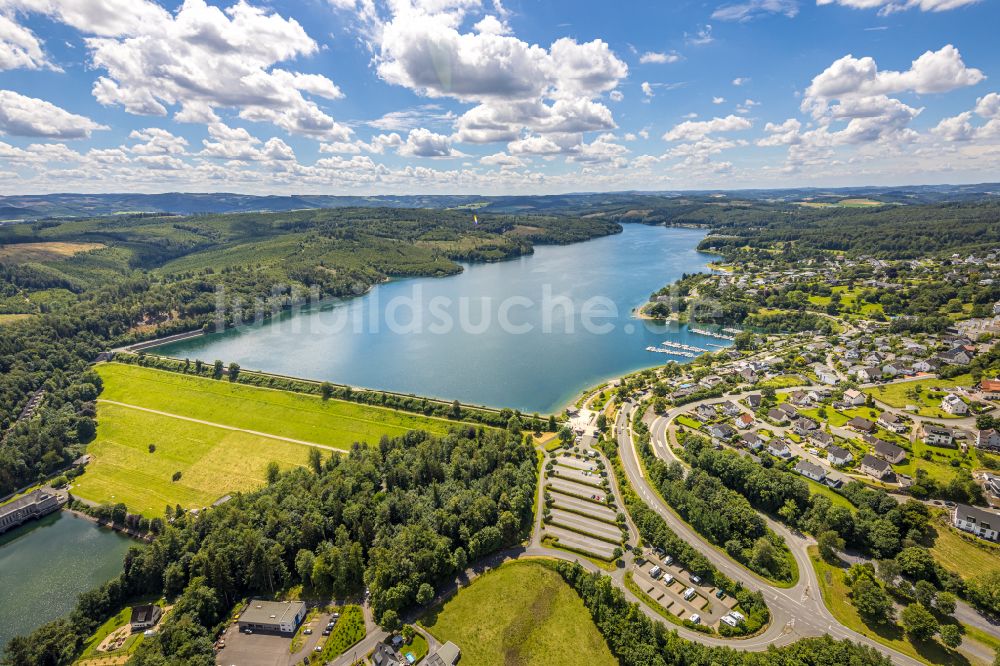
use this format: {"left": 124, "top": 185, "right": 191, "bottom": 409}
{"left": 398, "top": 127, "right": 463, "bottom": 157}
{"left": 663, "top": 114, "right": 751, "bottom": 141}
{"left": 757, "top": 118, "right": 802, "bottom": 146}
{"left": 128, "top": 127, "right": 188, "bottom": 155}
{"left": 732, "top": 77, "right": 749, "bottom": 86}
{"left": 803, "top": 45, "right": 984, "bottom": 117}
{"left": 642, "top": 82, "right": 654, "bottom": 98}
{"left": 0, "top": 89, "right": 107, "bottom": 138}
{"left": 639, "top": 51, "right": 681, "bottom": 64}
{"left": 508, "top": 135, "right": 563, "bottom": 155}
{"left": 366, "top": 105, "right": 455, "bottom": 131}
{"left": 975, "top": 92, "right": 1000, "bottom": 119}
{"left": 685, "top": 25, "right": 714, "bottom": 45}
{"left": 816, "top": 0, "right": 981, "bottom": 14}
{"left": 712, "top": 96, "right": 726, "bottom": 104}
{"left": 609, "top": 90, "right": 624, "bottom": 102}
{"left": 8, "top": 0, "right": 353, "bottom": 141}
{"left": 712, "top": 0, "right": 799, "bottom": 22}
{"left": 480, "top": 151, "right": 524, "bottom": 167}
{"left": 0, "top": 12, "right": 58, "bottom": 70}
{"left": 199, "top": 122, "right": 296, "bottom": 162}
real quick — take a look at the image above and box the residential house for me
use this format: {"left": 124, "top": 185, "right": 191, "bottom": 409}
{"left": 695, "top": 404, "right": 717, "bottom": 422}
{"left": 373, "top": 644, "right": 403, "bottom": 666}
{"left": 745, "top": 393, "right": 762, "bottom": 409}
{"left": 719, "top": 401, "right": 742, "bottom": 417}
{"left": 980, "top": 378, "right": 1000, "bottom": 399}
{"left": 854, "top": 366, "right": 881, "bottom": 383}
{"left": 130, "top": 605, "right": 162, "bottom": 632}
{"left": 740, "top": 368, "right": 759, "bottom": 384}
{"left": 767, "top": 408, "right": 789, "bottom": 424}
{"left": 426, "top": 642, "right": 462, "bottom": 666}
{"left": 872, "top": 439, "right": 906, "bottom": 465}
{"left": 843, "top": 389, "right": 866, "bottom": 407}
{"left": 707, "top": 424, "right": 737, "bottom": 441}
{"left": 735, "top": 413, "right": 755, "bottom": 430}
{"left": 913, "top": 358, "right": 941, "bottom": 374}
{"left": 826, "top": 445, "right": 853, "bottom": 466}
{"left": 976, "top": 429, "right": 1000, "bottom": 452}
{"left": 793, "top": 418, "right": 819, "bottom": 436}
{"left": 794, "top": 460, "right": 827, "bottom": 483}
{"left": 941, "top": 394, "right": 968, "bottom": 416}
{"left": 813, "top": 364, "right": 839, "bottom": 385}
{"left": 939, "top": 347, "right": 972, "bottom": 366}
{"left": 860, "top": 454, "right": 893, "bottom": 480}
{"left": 952, "top": 504, "right": 999, "bottom": 542}
{"left": 877, "top": 412, "right": 908, "bottom": 434}
{"left": 847, "top": 416, "right": 876, "bottom": 433}
{"left": 788, "top": 390, "right": 812, "bottom": 407}
{"left": 767, "top": 441, "right": 792, "bottom": 459}
{"left": 810, "top": 431, "right": 834, "bottom": 448}
{"left": 742, "top": 430, "right": 766, "bottom": 450}
{"left": 922, "top": 425, "right": 956, "bottom": 448}
{"left": 779, "top": 403, "right": 800, "bottom": 418}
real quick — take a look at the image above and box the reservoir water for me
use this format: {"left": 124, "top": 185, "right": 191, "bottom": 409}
{"left": 0, "top": 511, "right": 134, "bottom": 649}
{"left": 158, "top": 225, "right": 723, "bottom": 413}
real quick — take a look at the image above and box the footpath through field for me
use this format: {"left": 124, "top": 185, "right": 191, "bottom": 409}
{"left": 96, "top": 399, "right": 342, "bottom": 453}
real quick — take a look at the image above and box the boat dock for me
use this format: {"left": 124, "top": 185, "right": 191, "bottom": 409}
{"left": 660, "top": 340, "right": 708, "bottom": 353}
{"left": 689, "top": 328, "right": 736, "bottom": 341}
{"left": 645, "top": 346, "right": 697, "bottom": 358}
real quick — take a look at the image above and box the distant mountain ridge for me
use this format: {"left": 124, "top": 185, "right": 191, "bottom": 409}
{"left": 1, "top": 184, "right": 998, "bottom": 221}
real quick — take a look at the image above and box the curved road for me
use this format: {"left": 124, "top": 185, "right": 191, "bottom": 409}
{"left": 615, "top": 399, "right": 925, "bottom": 665}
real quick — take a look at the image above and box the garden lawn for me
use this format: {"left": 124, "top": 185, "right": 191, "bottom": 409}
{"left": 420, "top": 561, "right": 616, "bottom": 666}
{"left": 96, "top": 362, "right": 455, "bottom": 449}
{"left": 927, "top": 516, "right": 1000, "bottom": 582}
{"left": 802, "top": 477, "right": 855, "bottom": 510}
{"left": 867, "top": 376, "right": 972, "bottom": 419}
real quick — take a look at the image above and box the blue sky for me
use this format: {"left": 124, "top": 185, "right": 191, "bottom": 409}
{"left": 0, "top": 0, "right": 998, "bottom": 194}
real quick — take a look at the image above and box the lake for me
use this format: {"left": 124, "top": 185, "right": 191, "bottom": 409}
{"left": 158, "top": 225, "right": 725, "bottom": 413}
{"left": 0, "top": 511, "right": 134, "bottom": 649}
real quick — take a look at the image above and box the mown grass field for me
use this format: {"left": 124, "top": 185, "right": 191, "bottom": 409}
{"left": 0, "top": 241, "right": 104, "bottom": 263}
{"left": 420, "top": 561, "right": 616, "bottom": 666}
{"left": 927, "top": 516, "right": 1000, "bottom": 582}
{"left": 97, "top": 363, "right": 455, "bottom": 448}
{"left": 74, "top": 363, "right": 457, "bottom": 516}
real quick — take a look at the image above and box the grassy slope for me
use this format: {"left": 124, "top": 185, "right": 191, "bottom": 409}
{"left": 97, "top": 363, "right": 454, "bottom": 447}
{"left": 420, "top": 561, "right": 616, "bottom": 666}
{"left": 867, "top": 376, "right": 972, "bottom": 420}
{"left": 809, "top": 547, "right": 972, "bottom": 666}
{"left": 74, "top": 363, "right": 456, "bottom": 516}
{"left": 927, "top": 516, "right": 1000, "bottom": 582}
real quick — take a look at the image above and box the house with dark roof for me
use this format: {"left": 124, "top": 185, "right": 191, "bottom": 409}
{"left": 872, "top": 439, "right": 905, "bottom": 464}
{"left": 767, "top": 441, "right": 791, "bottom": 459}
{"left": 847, "top": 416, "right": 876, "bottom": 433}
{"left": 130, "top": 605, "right": 162, "bottom": 632}
{"left": 877, "top": 412, "right": 908, "bottom": 434}
{"left": 745, "top": 394, "right": 762, "bottom": 409}
{"left": 794, "top": 460, "right": 826, "bottom": 482}
{"left": 952, "top": 504, "right": 999, "bottom": 542}
{"left": 707, "top": 424, "right": 737, "bottom": 441}
{"left": 809, "top": 431, "right": 834, "bottom": 448}
{"left": 860, "top": 454, "right": 892, "bottom": 480}
{"left": 767, "top": 408, "right": 788, "bottom": 424}
{"left": 921, "top": 424, "right": 955, "bottom": 448}
{"left": 976, "top": 429, "right": 1000, "bottom": 452}
{"left": 826, "top": 445, "right": 853, "bottom": 466}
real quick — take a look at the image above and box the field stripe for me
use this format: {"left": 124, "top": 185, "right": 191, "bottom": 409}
{"left": 97, "top": 399, "right": 344, "bottom": 453}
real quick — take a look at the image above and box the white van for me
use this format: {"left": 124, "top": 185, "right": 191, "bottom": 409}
{"left": 683, "top": 587, "right": 696, "bottom": 600}
{"left": 689, "top": 614, "right": 701, "bottom": 624}
{"left": 649, "top": 566, "right": 662, "bottom": 579}
{"left": 663, "top": 555, "right": 674, "bottom": 566}
{"left": 720, "top": 615, "right": 738, "bottom": 627}
{"left": 662, "top": 573, "right": 675, "bottom": 585}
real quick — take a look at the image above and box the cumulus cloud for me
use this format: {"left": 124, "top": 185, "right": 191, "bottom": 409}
{"left": 0, "top": 89, "right": 107, "bottom": 138}
{"left": 642, "top": 82, "right": 654, "bottom": 98}
{"left": 0, "top": 12, "right": 58, "bottom": 70}
{"left": 803, "top": 45, "right": 984, "bottom": 117}
{"left": 712, "top": 0, "right": 799, "bottom": 21}
{"left": 480, "top": 151, "right": 524, "bottom": 167}
{"left": 685, "top": 25, "right": 714, "bottom": 45}
{"left": 816, "top": 0, "right": 981, "bottom": 14}
{"left": 6, "top": 0, "right": 352, "bottom": 141}
{"left": 757, "top": 118, "right": 802, "bottom": 146}
{"left": 663, "top": 114, "right": 752, "bottom": 141}
{"left": 398, "top": 127, "right": 463, "bottom": 157}
{"left": 128, "top": 127, "right": 189, "bottom": 155}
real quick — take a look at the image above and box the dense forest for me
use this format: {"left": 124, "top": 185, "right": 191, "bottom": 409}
{"left": 0, "top": 208, "right": 616, "bottom": 496}
{"left": 4, "top": 427, "right": 537, "bottom": 665}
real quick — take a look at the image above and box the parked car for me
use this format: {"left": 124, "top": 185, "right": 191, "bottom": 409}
{"left": 650, "top": 566, "right": 662, "bottom": 579}
{"left": 690, "top": 575, "right": 702, "bottom": 585}
{"left": 663, "top": 555, "right": 674, "bottom": 566}
{"left": 689, "top": 614, "right": 701, "bottom": 624}
{"left": 663, "top": 573, "right": 675, "bottom": 584}
{"left": 715, "top": 589, "right": 727, "bottom": 600}
{"left": 303, "top": 629, "right": 312, "bottom": 635}
{"left": 683, "top": 588, "right": 696, "bottom": 600}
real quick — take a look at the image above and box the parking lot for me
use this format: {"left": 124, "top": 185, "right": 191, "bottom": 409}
{"left": 215, "top": 611, "right": 333, "bottom": 666}
{"left": 549, "top": 465, "right": 604, "bottom": 488}
{"left": 548, "top": 509, "right": 621, "bottom": 542}
{"left": 632, "top": 553, "right": 737, "bottom": 628}
{"left": 544, "top": 457, "right": 623, "bottom": 560}
{"left": 550, "top": 491, "right": 617, "bottom": 522}
{"left": 547, "top": 477, "right": 604, "bottom": 500}
{"left": 544, "top": 525, "right": 618, "bottom": 559}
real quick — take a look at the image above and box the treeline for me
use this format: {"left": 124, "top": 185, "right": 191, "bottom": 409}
{"left": 551, "top": 561, "right": 893, "bottom": 666}
{"left": 635, "top": 426, "right": 796, "bottom": 583}
{"left": 113, "top": 352, "right": 536, "bottom": 430}
{"left": 4, "top": 427, "right": 537, "bottom": 665}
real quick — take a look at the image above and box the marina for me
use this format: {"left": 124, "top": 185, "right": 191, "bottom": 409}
{"left": 690, "top": 328, "right": 736, "bottom": 341}
{"left": 645, "top": 346, "right": 697, "bottom": 358}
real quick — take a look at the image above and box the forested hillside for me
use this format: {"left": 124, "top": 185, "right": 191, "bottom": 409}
{"left": 4, "top": 427, "right": 537, "bottom": 665}
{"left": 0, "top": 208, "right": 616, "bottom": 497}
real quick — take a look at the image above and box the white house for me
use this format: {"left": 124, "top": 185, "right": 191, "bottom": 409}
{"left": 877, "top": 412, "right": 908, "bottom": 434}
{"left": 976, "top": 429, "right": 1000, "bottom": 452}
{"left": 826, "top": 445, "right": 853, "bottom": 467}
{"left": 794, "top": 460, "right": 826, "bottom": 482}
{"left": 952, "top": 504, "right": 999, "bottom": 542}
{"left": 843, "top": 389, "right": 866, "bottom": 407}
{"left": 941, "top": 394, "right": 968, "bottom": 416}
{"left": 767, "top": 441, "right": 792, "bottom": 459}
{"left": 922, "top": 425, "right": 955, "bottom": 448}
{"left": 813, "top": 364, "right": 839, "bottom": 385}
